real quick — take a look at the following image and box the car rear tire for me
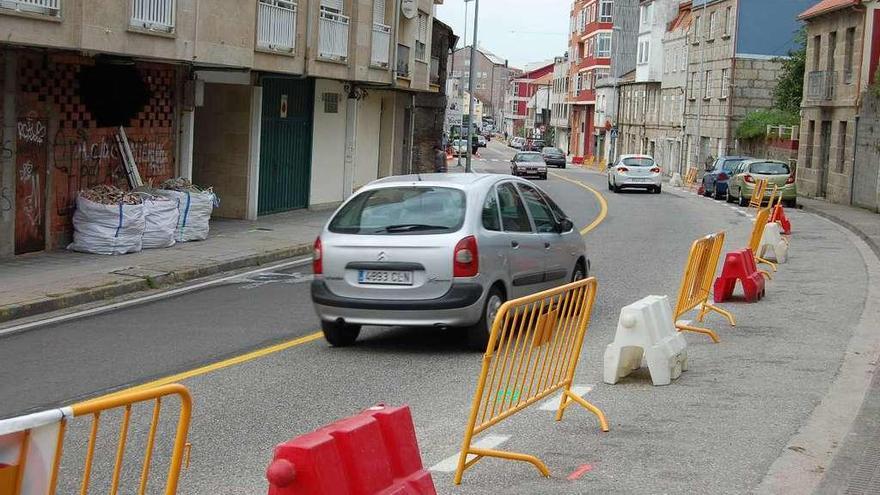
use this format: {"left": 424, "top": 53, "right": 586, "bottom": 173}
{"left": 726, "top": 190, "right": 735, "bottom": 203}
{"left": 540, "top": 174, "right": 547, "bottom": 180}
{"left": 322, "top": 321, "right": 361, "bottom": 347}
{"left": 571, "top": 260, "right": 587, "bottom": 282}
{"left": 467, "top": 286, "right": 505, "bottom": 351}
{"left": 613, "top": 183, "right": 621, "bottom": 193}
{"left": 738, "top": 192, "right": 748, "bottom": 207}
{"left": 703, "top": 184, "right": 712, "bottom": 197}
{"left": 607, "top": 179, "right": 613, "bottom": 191}
{"left": 784, "top": 198, "right": 797, "bottom": 208}
{"left": 654, "top": 186, "right": 662, "bottom": 194}
{"left": 713, "top": 187, "right": 724, "bottom": 200}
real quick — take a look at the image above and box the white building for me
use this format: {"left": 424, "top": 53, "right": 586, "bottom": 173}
{"left": 550, "top": 56, "right": 571, "bottom": 153}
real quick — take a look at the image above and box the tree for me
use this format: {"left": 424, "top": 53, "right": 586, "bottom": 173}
{"left": 773, "top": 28, "right": 806, "bottom": 114}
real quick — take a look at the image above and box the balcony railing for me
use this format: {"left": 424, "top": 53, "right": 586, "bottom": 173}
{"left": 131, "top": 0, "right": 175, "bottom": 32}
{"left": 257, "top": 0, "right": 297, "bottom": 51}
{"left": 396, "top": 44, "right": 410, "bottom": 77}
{"left": 371, "top": 23, "right": 391, "bottom": 67}
{"left": 318, "top": 9, "right": 350, "bottom": 61}
{"left": 430, "top": 56, "right": 440, "bottom": 84}
{"left": 1, "top": 0, "right": 60, "bottom": 15}
{"left": 807, "top": 70, "right": 836, "bottom": 101}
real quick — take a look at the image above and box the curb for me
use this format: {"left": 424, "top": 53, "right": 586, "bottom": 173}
{"left": 800, "top": 204, "right": 880, "bottom": 261}
{"left": 0, "top": 243, "right": 313, "bottom": 325}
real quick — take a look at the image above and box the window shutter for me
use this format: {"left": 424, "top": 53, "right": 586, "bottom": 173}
{"left": 321, "top": 0, "right": 342, "bottom": 13}
{"left": 418, "top": 13, "right": 428, "bottom": 41}
{"left": 373, "top": 0, "right": 385, "bottom": 24}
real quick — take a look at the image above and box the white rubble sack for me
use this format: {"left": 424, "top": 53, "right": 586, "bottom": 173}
{"left": 758, "top": 221, "right": 789, "bottom": 263}
{"left": 156, "top": 190, "right": 215, "bottom": 242}
{"left": 68, "top": 195, "right": 145, "bottom": 255}
{"left": 142, "top": 197, "right": 179, "bottom": 249}
{"left": 603, "top": 295, "right": 688, "bottom": 386}
{"left": 670, "top": 172, "right": 683, "bottom": 187}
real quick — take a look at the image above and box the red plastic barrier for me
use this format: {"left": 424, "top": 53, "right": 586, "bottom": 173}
{"left": 572, "top": 156, "right": 584, "bottom": 164}
{"left": 769, "top": 204, "right": 791, "bottom": 235}
{"left": 713, "top": 249, "right": 766, "bottom": 303}
{"left": 266, "top": 405, "right": 435, "bottom": 495}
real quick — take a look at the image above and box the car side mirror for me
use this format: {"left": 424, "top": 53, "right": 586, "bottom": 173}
{"left": 557, "top": 218, "right": 574, "bottom": 233}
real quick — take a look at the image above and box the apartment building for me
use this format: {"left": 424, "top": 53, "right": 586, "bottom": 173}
{"left": 658, "top": 1, "right": 692, "bottom": 175}
{"left": 0, "top": 0, "right": 448, "bottom": 257}
{"left": 550, "top": 56, "right": 572, "bottom": 152}
{"left": 682, "top": 0, "right": 814, "bottom": 170}
{"left": 567, "top": 0, "right": 638, "bottom": 159}
{"left": 448, "top": 45, "right": 512, "bottom": 125}
{"left": 503, "top": 61, "right": 553, "bottom": 137}
{"left": 797, "top": 0, "right": 880, "bottom": 208}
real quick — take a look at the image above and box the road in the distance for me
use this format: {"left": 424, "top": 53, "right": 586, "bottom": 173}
{"left": 2, "top": 140, "right": 871, "bottom": 494}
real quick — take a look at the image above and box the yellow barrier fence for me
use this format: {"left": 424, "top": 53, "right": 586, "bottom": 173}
{"left": 454, "top": 278, "right": 607, "bottom": 484}
{"left": 598, "top": 158, "right": 607, "bottom": 170}
{"left": 684, "top": 167, "right": 698, "bottom": 189}
{"left": 748, "top": 206, "right": 777, "bottom": 276}
{"left": 748, "top": 179, "right": 769, "bottom": 208}
{"left": 673, "top": 232, "right": 735, "bottom": 343}
{"left": 0, "top": 384, "right": 192, "bottom": 495}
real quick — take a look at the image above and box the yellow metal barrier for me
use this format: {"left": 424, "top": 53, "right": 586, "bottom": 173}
{"left": 768, "top": 185, "right": 781, "bottom": 208}
{"left": 454, "top": 278, "right": 607, "bottom": 484}
{"left": 1, "top": 384, "right": 192, "bottom": 495}
{"left": 585, "top": 156, "right": 595, "bottom": 168}
{"left": 684, "top": 167, "right": 698, "bottom": 189}
{"left": 748, "top": 206, "right": 776, "bottom": 277}
{"left": 674, "top": 232, "right": 735, "bottom": 343}
{"left": 598, "top": 158, "right": 607, "bottom": 170}
{"left": 748, "top": 179, "right": 769, "bottom": 208}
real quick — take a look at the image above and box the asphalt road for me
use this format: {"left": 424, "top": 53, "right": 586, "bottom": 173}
{"left": 1, "top": 140, "right": 871, "bottom": 494}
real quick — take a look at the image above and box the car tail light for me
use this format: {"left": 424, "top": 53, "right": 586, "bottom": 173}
{"left": 650, "top": 167, "right": 661, "bottom": 173}
{"left": 617, "top": 166, "right": 629, "bottom": 173}
{"left": 453, "top": 236, "right": 479, "bottom": 278}
{"left": 785, "top": 176, "right": 795, "bottom": 184}
{"left": 743, "top": 174, "right": 754, "bottom": 184}
{"left": 313, "top": 237, "right": 323, "bottom": 275}
{"left": 718, "top": 173, "right": 729, "bottom": 181}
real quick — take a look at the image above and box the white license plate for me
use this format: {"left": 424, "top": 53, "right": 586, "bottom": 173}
{"left": 358, "top": 270, "right": 413, "bottom": 285}
{"left": 631, "top": 178, "right": 650, "bottom": 182}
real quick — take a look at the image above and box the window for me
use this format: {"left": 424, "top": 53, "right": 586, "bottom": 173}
{"left": 373, "top": 0, "right": 385, "bottom": 24}
{"left": 131, "top": 0, "right": 176, "bottom": 32}
{"left": 680, "top": 46, "right": 687, "bottom": 71}
{"left": 837, "top": 121, "right": 848, "bottom": 172}
{"left": 4, "top": 0, "right": 61, "bottom": 16}
{"left": 692, "top": 15, "right": 701, "bottom": 43}
{"left": 720, "top": 68, "right": 729, "bottom": 98}
{"left": 844, "top": 27, "right": 856, "bottom": 83}
{"left": 328, "top": 187, "right": 466, "bottom": 234}
{"left": 724, "top": 6, "right": 733, "bottom": 36}
{"left": 323, "top": 92, "right": 339, "bottom": 113}
{"left": 497, "top": 183, "right": 532, "bottom": 232}
{"left": 805, "top": 120, "right": 815, "bottom": 168}
{"left": 482, "top": 189, "right": 501, "bottom": 231}
{"left": 828, "top": 31, "right": 837, "bottom": 72}
{"left": 708, "top": 11, "right": 717, "bottom": 40}
{"left": 415, "top": 11, "right": 428, "bottom": 61}
{"left": 688, "top": 72, "right": 697, "bottom": 99}
{"left": 703, "top": 70, "right": 711, "bottom": 99}
{"left": 599, "top": 0, "right": 613, "bottom": 23}
{"left": 638, "top": 40, "right": 650, "bottom": 64}
{"left": 517, "top": 184, "right": 557, "bottom": 233}
{"left": 597, "top": 32, "right": 612, "bottom": 58}
{"left": 812, "top": 35, "right": 821, "bottom": 71}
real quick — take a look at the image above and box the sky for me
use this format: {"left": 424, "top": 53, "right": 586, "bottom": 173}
{"left": 435, "top": 0, "right": 571, "bottom": 70}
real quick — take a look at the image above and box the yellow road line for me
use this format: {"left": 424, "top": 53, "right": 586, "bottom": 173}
{"left": 550, "top": 171, "right": 609, "bottom": 235}
{"left": 84, "top": 331, "right": 323, "bottom": 402}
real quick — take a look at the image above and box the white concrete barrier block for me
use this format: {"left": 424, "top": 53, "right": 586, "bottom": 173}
{"left": 603, "top": 295, "right": 688, "bottom": 386}
{"left": 759, "top": 222, "right": 788, "bottom": 263}
{"left": 670, "top": 173, "right": 683, "bottom": 187}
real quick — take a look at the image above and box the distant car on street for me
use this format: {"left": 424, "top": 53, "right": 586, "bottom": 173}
{"left": 510, "top": 152, "right": 548, "bottom": 180}
{"left": 702, "top": 156, "right": 751, "bottom": 200}
{"left": 607, "top": 155, "right": 662, "bottom": 193}
{"left": 726, "top": 159, "right": 797, "bottom": 207}
{"left": 510, "top": 137, "right": 525, "bottom": 149}
{"left": 541, "top": 147, "right": 567, "bottom": 168}
{"left": 524, "top": 140, "right": 545, "bottom": 152}
{"left": 310, "top": 174, "right": 587, "bottom": 349}
{"left": 450, "top": 139, "right": 468, "bottom": 157}
{"left": 477, "top": 135, "right": 487, "bottom": 147}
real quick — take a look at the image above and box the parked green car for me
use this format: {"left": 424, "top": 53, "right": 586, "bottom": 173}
{"left": 726, "top": 159, "right": 797, "bottom": 207}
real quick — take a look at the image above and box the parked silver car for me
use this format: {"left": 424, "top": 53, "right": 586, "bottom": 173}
{"left": 311, "top": 174, "right": 588, "bottom": 349}
{"left": 607, "top": 154, "right": 662, "bottom": 193}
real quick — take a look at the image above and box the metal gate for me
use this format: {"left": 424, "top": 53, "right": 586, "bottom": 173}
{"left": 258, "top": 78, "right": 314, "bottom": 215}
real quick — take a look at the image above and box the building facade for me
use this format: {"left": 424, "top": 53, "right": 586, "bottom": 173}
{"left": 504, "top": 61, "right": 554, "bottom": 137}
{"left": 448, "top": 45, "right": 512, "bottom": 126}
{"left": 0, "top": 0, "right": 447, "bottom": 257}
{"left": 797, "top": 0, "right": 880, "bottom": 207}
{"left": 658, "top": 0, "right": 692, "bottom": 175}
{"left": 550, "top": 56, "right": 572, "bottom": 152}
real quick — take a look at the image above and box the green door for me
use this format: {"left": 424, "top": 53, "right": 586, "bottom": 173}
{"left": 258, "top": 78, "right": 314, "bottom": 214}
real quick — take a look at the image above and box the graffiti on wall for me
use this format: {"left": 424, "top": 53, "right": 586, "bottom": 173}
{"left": 15, "top": 113, "right": 47, "bottom": 254}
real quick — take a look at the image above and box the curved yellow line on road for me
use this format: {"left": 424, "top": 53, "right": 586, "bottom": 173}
{"left": 550, "top": 171, "right": 609, "bottom": 236}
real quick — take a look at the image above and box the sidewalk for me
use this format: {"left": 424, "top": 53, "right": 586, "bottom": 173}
{"left": 798, "top": 197, "right": 880, "bottom": 494}
{"left": 0, "top": 208, "right": 330, "bottom": 325}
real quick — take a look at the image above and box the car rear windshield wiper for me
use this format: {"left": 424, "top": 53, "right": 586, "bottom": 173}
{"left": 378, "top": 224, "right": 450, "bottom": 233}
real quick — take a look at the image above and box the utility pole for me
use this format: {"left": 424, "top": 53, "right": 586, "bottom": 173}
{"left": 465, "top": 0, "right": 479, "bottom": 173}
{"left": 458, "top": 0, "right": 469, "bottom": 169}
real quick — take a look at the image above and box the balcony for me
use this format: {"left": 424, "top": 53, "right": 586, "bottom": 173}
{"left": 430, "top": 56, "right": 440, "bottom": 85}
{"left": 806, "top": 70, "right": 835, "bottom": 102}
{"left": 1, "top": 0, "right": 60, "bottom": 16}
{"left": 257, "top": 0, "right": 297, "bottom": 52}
{"left": 396, "top": 44, "right": 410, "bottom": 78}
{"left": 371, "top": 23, "right": 391, "bottom": 67}
{"left": 131, "top": 0, "right": 175, "bottom": 32}
{"left": 318, "top": 9, "right": 350, "bottom": 61}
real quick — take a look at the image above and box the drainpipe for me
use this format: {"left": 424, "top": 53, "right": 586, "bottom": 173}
{"left": 303, "top": 0, "right": 311, "bottom": 78}
{"left": 391, "top": 0, "right": 401, "bottom": 88}
{"left": 409, "top": 93, "right": 416, "bottom": 173}
{"left": 850, "top": 114, "right": 859, "bottom": 205}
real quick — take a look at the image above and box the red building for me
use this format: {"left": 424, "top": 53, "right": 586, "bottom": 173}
{"left": 505, "top": 63, "right": 554, "bottom": 138}
{"left": 567, "top": 0, "right": 614, "bottom": 159}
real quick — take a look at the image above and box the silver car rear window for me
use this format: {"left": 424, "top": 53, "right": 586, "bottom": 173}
{"left": 749, "top": 162, "right": 790, "bottom": 175}
{"left": 621, "top": 157, "right": 654, "bottom": 167}
{"left": 329, "top": 187, "right": 467, "bottom": 235}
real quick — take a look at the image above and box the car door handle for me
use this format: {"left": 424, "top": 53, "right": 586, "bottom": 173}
{"left": 511, "top": 241, "right": 519, "bottom": 248}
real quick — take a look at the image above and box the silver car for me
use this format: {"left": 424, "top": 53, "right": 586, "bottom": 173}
{"left": 510, "top": 152, "right": 548, "bottom": 180}
{"left": 607, "top": 154, "right": 662, "bottom": 193}
{"left": 310, "top": 174, "right": 588, "bottom": 349}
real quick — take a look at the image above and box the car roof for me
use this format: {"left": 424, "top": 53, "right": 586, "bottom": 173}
{"left": 367, "top": 173, "right": 499, "bottom": 189}
{"left": 718, "top": 156, "right": 751, "bottom": 160}
{"left": 514, "top": 151, "right": 542, "bottom": 155}
{"left": 741, "top": 158, "right": 787, "bottom": 164}
{"left": 619, "top": 154, "right": 653, "bottom": 159}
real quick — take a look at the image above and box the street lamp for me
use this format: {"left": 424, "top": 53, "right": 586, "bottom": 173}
{"left": 464, "top": 0, "right": 479, "bottom": 173}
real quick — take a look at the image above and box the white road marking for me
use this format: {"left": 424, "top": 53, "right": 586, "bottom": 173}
{"left": 0, "top": 257, "right": 313, "bottom": 337}
{"left": 538, "top": 385, "right": 593, "bottom": 411}
{"left": 430, "top": 434, "right": 510, "bottom": 473}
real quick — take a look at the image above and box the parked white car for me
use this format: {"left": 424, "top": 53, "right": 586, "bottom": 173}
{"left": 510, "top": 137, "right": 525, "bottom": 150}
{"left": 607, "top": 155, "right": 662, "bottom": 194}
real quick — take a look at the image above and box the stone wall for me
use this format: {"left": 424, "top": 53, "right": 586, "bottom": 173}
{"left": 852, "top": 91, "right": 880, "bottom": 210}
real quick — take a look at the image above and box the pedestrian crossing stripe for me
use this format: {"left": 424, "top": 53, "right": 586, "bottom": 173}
{"left": 429, "top": 435, "right": 510, "bottom": 472}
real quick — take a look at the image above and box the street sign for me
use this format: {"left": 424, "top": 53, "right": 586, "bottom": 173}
{"left": 610, "top": 127, "right": 619, "bottom": 138}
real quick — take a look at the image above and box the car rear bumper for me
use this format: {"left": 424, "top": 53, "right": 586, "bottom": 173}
{"left": 515, "top": 168, "right": 548, "bottom": 177}
{"left": 544, "top": 159, "right": 566, "bottom": 166}
{"left": 311, "top": 280, "right": 486, "bottom": 327}
{"left": 740, "top": 183, "right": 797, "bottom": 199}
{"left": 616, "top": 176, "right": 662, "bottom": 188}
